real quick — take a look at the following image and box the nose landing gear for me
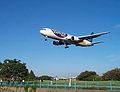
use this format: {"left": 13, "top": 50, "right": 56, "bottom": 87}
{"left": 45, "top": 39, "right": 47, "bottom": 41}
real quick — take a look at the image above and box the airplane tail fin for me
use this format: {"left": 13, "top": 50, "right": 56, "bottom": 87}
{"left": 88, "top": 32, "right": 94, "bottom": 42}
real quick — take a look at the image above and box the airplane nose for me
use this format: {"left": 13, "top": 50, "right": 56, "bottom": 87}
{"left": 40, "top": 29, "right": 47, "bottom": 37}
{"left": 40, "top": 30, "right": 44, "bottom": 34}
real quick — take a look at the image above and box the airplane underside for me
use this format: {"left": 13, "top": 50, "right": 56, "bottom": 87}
{"left": 40, "top": 28, "right": 110, "bottom": 48}
{"left": 52, "top": 40, "right": 94, "bottom": 48}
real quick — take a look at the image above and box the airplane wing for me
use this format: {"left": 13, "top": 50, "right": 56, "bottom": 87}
{"left": 78, "top": 32, "right": 110, "bottom": 41}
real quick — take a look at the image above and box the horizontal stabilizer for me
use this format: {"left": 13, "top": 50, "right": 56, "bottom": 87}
{"left": 92, "top": 41, "right": 103, "bottom": 45}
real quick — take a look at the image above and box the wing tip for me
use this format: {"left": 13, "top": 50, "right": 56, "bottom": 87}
{"left": 107, "top": 31, "right": 110, "bottom": 34}
{"left": 102, "top": 31, "right": 110, "bottom": 35}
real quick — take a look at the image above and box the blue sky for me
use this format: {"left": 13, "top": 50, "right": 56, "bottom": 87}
{"left": 0, "top": 0, "right": 120, "bottom": 78}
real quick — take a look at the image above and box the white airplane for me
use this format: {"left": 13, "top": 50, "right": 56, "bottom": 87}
{"left": 40, "top": 28, "right": 110, "bottom": 48}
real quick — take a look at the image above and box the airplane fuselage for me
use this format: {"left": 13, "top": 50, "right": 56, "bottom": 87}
{"left": 40, "top": 28, "right": 92, "bottom": 47}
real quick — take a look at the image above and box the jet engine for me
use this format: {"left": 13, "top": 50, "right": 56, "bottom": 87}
{"left": 53, "top": 41, "right": 64, "bottom": 46}
{"left": 67, "top": 36, "right": 75, "bottom": 41}
{"left": 71, "top": 36, "right": 74, "bottom": 40}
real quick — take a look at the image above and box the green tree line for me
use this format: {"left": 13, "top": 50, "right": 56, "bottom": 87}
{"left": 76, "top": 68, "right": 120, "bottom": 81}
{"left": 0, "top": 59, "right": 120, "bottom": 81}
{"left": 0, "top": 59, "right": 52, "bottom": 81}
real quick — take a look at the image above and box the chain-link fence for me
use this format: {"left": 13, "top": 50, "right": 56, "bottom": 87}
{"left": 0, "top": 81, "right": 120, "bottom": 90}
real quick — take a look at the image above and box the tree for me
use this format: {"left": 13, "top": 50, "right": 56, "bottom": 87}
{"left": 95, "top": 75, "right": 102, "bottom": 81}
{"left": 0, "top": 59, "right": 29, "bottom": 81}
{"left": 28, "top": 70, "right": 36, "bottom": 81}
{"left": 39, "top": 75, "right": 53, "bottom": 80}
{"left": 102, "top": 68, "right": 120, "bottom": 81}
{"left": 0, "top": 62, "right": 2, "bottom": 78}
{"left": 76, "top": 71, "right": 97, "bottom": 81}
{"left": 0, "top": 62, "right": 2, "bottom": 67}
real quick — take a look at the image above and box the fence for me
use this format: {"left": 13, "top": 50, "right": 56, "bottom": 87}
{"left": 0, "top": 81, "right": 120, "bottom": 90}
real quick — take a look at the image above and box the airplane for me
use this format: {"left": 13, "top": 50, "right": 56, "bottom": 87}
{"left": 40, "top": 28, "right": 110, "bottom": 48}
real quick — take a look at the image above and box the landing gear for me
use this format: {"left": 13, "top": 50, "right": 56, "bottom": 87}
{"left": 65, "top": 46, "right": 69, "bottom": 49}
{"left": 45, "top": 39, "right": 47, "bottom": 41}
{"left": 64, "top": 44, "right": 69, "bottom": 49}
{"left": 44, "top": 36, "right": 48, "bottom": 41}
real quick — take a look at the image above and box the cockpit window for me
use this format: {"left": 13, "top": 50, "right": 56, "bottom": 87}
{"left": 42, "top": 28, "right": 46, "bottom": 30}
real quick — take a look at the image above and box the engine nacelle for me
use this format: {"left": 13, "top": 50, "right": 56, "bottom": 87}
{"left": 67, "top": 36, "right": 75, "bottom": 41}
{"left": 71, "top": 36, "right": 74, "bottom": 40}
{"left": 53, "top": 41, "right": 64, "bottom": 46}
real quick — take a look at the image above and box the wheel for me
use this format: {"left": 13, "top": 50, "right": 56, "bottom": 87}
{"left": 45, "top": 39, "right": 47, "bottom": 41}
{"left": 65, "top": 46, "right": 69, "bottom": 49}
